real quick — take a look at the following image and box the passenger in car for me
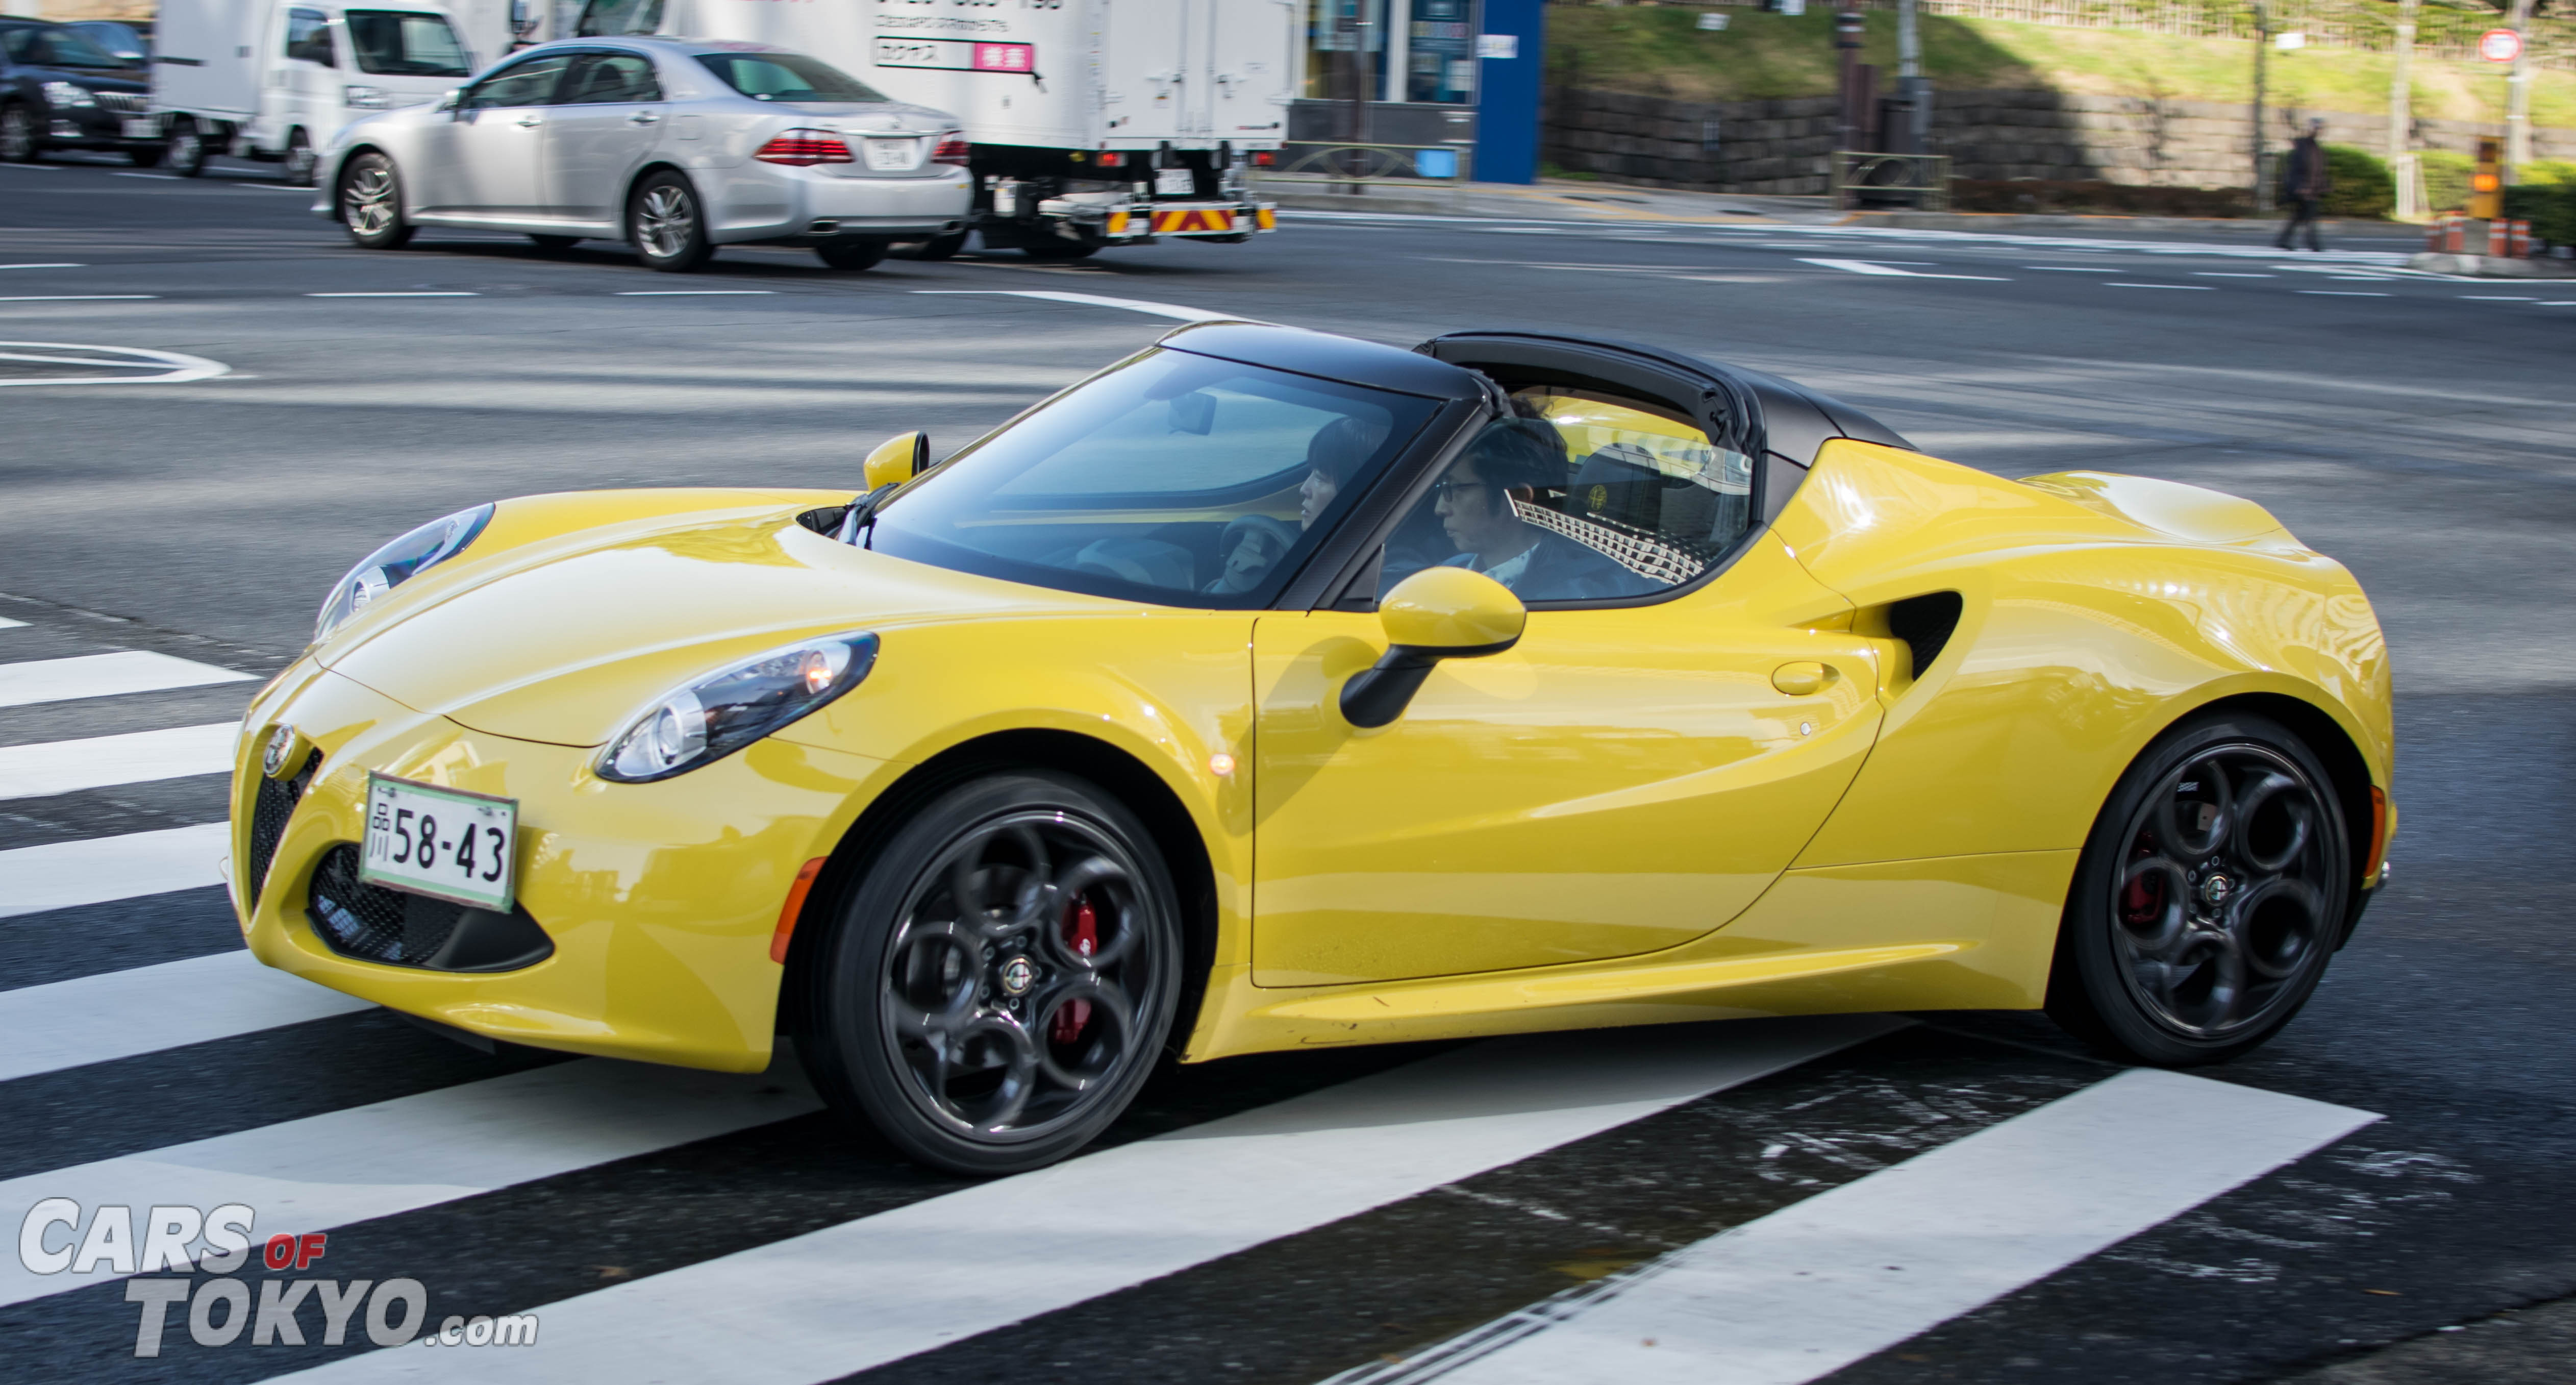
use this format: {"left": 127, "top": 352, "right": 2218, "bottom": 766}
{"left": 1298, "top": 415, "right": 1387, "bottom": 530}
{"left": 1432, "top": 420, "right": 1652, "bottom": 601}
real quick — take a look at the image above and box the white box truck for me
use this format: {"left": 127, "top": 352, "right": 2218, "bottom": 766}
{"left": 565, "top": 0, "right": 1289, "bottom": 258}
{"left": 149, "top": 0, "right": 484, "bottom": 179}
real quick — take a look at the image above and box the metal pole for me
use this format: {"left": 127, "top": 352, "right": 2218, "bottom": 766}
{"left": 2251, "top": 0, "right": 2269, "bottom": 215}
{"left": 2389, "top": 0, "right": 2417, "bottom": 218}
{"left": 1896, "top": 0, "right": 1929, "bottom": 154}
{"left": 2506, "top": 0, "right": 2534, "bottom": 179}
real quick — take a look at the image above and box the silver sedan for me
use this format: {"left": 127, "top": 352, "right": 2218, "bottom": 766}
{"left": 309, "top": 37, "right": 972, "bottom": 272}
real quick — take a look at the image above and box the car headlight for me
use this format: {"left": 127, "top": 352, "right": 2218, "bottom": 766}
{"left": 343, "top": 84, "right": 390, "bottom": 109}
{"left": 41, "top": 81, "right": 97, "bottom": 109}
{"left": 598, "top": 631, "right": 880, "bottom": 783}
{"left": 313, "top": 503, "right": 495, "bottom": 642}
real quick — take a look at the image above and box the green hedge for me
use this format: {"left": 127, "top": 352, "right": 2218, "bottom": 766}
{"left": 2418, "top": 149, "right": 2472, "bottom": 213}
{"left": 2321, "top": 144, "right": 2393, "bottom": 218}
{"left": 2503, "top": 182, "right": 2576, "bottom": 247}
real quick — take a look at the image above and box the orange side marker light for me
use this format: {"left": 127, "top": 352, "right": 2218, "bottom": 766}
{"left": 770, "top": 857, "right": 829, "bottom": 964}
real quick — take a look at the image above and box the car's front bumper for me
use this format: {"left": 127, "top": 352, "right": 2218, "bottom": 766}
{"left": 40, "top": 102, "right": 158, "bottom": 151}
{"left": 233, "top": 660, "right": 897, "bottom": 1072}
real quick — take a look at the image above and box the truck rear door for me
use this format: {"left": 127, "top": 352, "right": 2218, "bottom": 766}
{"left": 1095, "top": 0, "right": 1192, "bottom": 146}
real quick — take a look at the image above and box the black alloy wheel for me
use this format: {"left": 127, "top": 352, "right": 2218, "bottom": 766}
{"left": 527, "top": 233, "right": 582, "bottom": 253}
{"left": 2048, "top": 711, "right": 2350, "bottom": 1064}
{"left": 164, "top": 117, "right": 205, "bottom": 177}
{"left": 0, "top": 104, "right": 40, "bottom": 163}
{"left": 799, "top": 771, "right": 1183, "bottom": 1176}
{"left": 338, "top": 152, "right": 414, "bottom": 249}
{"left": 905, "top": 229, "right": 967, "bottom": 260}
{"left": 283, "top": 128, "right": 317, "bottom": 186}
{"left": 628, "top": 169, "right": 712, "bottom": 272}
{"left": 813, "top": 236, "right": 888, "bottom": 271}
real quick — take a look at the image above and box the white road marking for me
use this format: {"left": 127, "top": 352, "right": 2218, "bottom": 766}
{"left": 0, "top": 1058, "right": 823, "bottom": 1307}
{"left": 2023, "top": 265, "right": 2118, "bottom": 272}
{"left": 0, "top": 949, "right": 372, "bottom": 1081}
{"left": 911, "top": 289, "right": 1247, "bottom": 321}
{"left": 274, "top": 1015, "right": 1903, "bottom": 1384}
{"left": 2539, "top": 300, "right": 2576, "bottom": 306}
{"left": 2195, "top": 271, "right": 2274, "bottom": 277}
{"left": 0, "top": 340, "right": 228, "bottom": 385}
{"left": 0, "top": 616, "right": 24, "bottom": 628}
{"left": 2105, "top": 282, "right": 2215, "bottom": 290}
{"left": 1367, "top": 1069, "right": 2375, "bottom": 1385}
{"left": 1796, "top": 258, "right": 2009, "bottom": 282}
{"left": 0, "top": 821, "right": 231, "bottom": 918}
{"left": 0, "top": 263, "right": 85, "bottom": 270}
{"left": 0, "top": 295, "right": 157, "bottom": 302}
{"left": 0, "top": 721, "right": 236, "bottom": 799}
{"left": 616, "top": 290, "right": 779, "bottom": 295}
{"left": 0, "top": 651, "right": 253, "bottom": 708}
{"left": 307, "top": 291, "right": 479, "bottom": 298}
{"left": 2300, "top": 290, "right": 2389, "bottom": 297}
{"left": 2461, "top": 294, "right": 2536, "bottom": 301}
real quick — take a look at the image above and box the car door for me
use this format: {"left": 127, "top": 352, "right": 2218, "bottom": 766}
{"left": 267, "top": 6, "right": 336, "bottom": 149}
{"left": 1249, "top": 381, "right": 1886, "bottom": 988}
{"left": 542, "top": 49, "right": 664, "bottom": 224}
{"left": 418, "top": 52, "right": 569, "bottom": 218}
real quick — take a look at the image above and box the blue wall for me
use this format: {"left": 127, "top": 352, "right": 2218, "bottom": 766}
{"left": 1473, "top": 0, "right": 1546, "bottom": 185}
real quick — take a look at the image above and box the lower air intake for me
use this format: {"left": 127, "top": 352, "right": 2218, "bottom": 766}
{"left": 248, "top": 752, "right": 317, "bottom": 905}
{"left": 307, "top": 845, "right": 555, "bottom": 972}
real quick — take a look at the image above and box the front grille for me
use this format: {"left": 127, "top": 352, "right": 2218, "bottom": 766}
{"left": 91, "top": 91, "right": 149, "bottom": 114}
{"left": 248, "top": 751, "right": 318, "bottom": 904}
{"left": 307, "top": 844, "right": 556, "bottom": 972}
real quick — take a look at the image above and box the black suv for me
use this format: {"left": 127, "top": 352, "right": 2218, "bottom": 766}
{"left": 0, "top": 18, "right": 156, "bottom": 164}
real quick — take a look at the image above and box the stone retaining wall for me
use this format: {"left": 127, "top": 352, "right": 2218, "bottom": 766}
{"left": 1544, "top": 86, "right": 2576, "bottom": 195}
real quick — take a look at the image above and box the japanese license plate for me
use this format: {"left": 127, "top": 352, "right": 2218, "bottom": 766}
{"left": 864, "top": 137, "right": 920, "bottom": 171}
{"left": 360, "top": 773, "right": 517, "bottom": 912}
{"left": 122, "top": 116, "right": 160, "bottom": 139}
{"left": 1155, "top": 168, "right": 1195, "bottom": 196}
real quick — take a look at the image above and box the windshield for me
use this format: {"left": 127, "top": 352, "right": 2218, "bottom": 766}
{"left": 8, "top": 26, "right": 128, "bottom": 69}
{"left": 576, "top": 0, "right": 662, "bottom": 36}
{"left": 694, "top": 50, "right": 885, "bottom": 103}
{"left": 867, "top": 349, "right": 1437, "bottom": 607}
{"left": 345, "top": 11, "right": 471, "bottom": 76}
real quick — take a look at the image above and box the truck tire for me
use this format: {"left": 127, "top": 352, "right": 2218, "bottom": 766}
{"left": 906, "top": 230, "right": 968, "bottom": 261}
{"left": 0, "top": 104, "right": 41, "bottom": 163}
{"left": 165, "top": 118, "right": 207, "bottom": 178}
{"left": 283, "top": 128, "right": 317, "bottom": 186}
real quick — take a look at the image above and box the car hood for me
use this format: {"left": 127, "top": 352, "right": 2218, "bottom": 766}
{"left": 43, "top": 66, "right": 147, "bottom": 91}
{"left": 322, "top": 497, "right": 1128, "bottom": 748}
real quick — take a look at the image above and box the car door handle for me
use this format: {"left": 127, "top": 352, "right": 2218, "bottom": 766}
{"left": 1770, "top": 662, "right": 1833, "bottom": 696}
{"left": 515, "top": 113, "right": 543, "bottom": 127}
{"left": 627, "top": 111, "right": 659, "bottom": 125}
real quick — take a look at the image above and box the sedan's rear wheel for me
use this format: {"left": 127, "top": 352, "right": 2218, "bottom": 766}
{"left": 799, "top": 771, "right": 1182, "bottom": 1176}
{"left": 338, "top": 152, "right": 414, "bottom": 250}
{"left": 2047, "top": 711, "right": 2349, "bottom": 1065}
{"left": 0, "top": 105, "right": 40, "bottom": 163}
{"left": 628, "top": 170, "right": 712, "bottom": 273}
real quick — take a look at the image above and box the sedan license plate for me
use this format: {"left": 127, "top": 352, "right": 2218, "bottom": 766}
{"left": 864, "top": 137, "right": 920, "bottom": 171}
{"left": 121, "top": 116, "right": 160, "bottom": 139}
{"left": 1155, "top": 168, "right": 1195, "bottom": 196}
{"left": 360, "top": 773, "right": 517, "bottom": 912}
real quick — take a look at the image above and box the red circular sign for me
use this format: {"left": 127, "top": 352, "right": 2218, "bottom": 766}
{"left": 2480, "top": 28, "right": 2523, "bottom": 63}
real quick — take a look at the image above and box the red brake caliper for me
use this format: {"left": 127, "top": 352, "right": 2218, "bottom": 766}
{"left": 1051, "top": 897, "right": 1097, "bottom": 1046}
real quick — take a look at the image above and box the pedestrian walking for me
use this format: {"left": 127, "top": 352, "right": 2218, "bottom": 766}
{"left": 2276, "top": 120, "right": 2333, "bottom": 252}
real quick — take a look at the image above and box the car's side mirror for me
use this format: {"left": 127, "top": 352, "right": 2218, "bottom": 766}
{"left": 435, "top": 88, "right": 462, "bottom": 113}
{"left": 1338, "top": 566, "right": 1525, "bottom": 729}
{"left": 864, "top": 430, "right": 928, "bottom": 491}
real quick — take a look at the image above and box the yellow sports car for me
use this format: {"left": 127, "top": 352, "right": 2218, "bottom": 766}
{"left": 233, "top": 324, "right": 2392, "bottom": 1174}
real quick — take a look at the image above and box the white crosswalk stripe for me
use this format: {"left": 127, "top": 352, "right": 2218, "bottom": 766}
{"left": 0, "top": 650, "right": 255, "bottom": 709}
{"left": 268, "top": 1016, "right": 1904, "bottom": 1385}
{"left": 0, "top": 720, "right": 237, "bottom": 799}
{"left": 0, "top": 1058, "right": 823, "bottom": 1308}
{"left": 1336, "top": 1070, "right": 2378, "bottom": 1385}
{"left": 0, "top": 949, "right": 372, "bottom": 1081}
{"left": 0, "top": 615, "right": 26, "bottom": 628}
{"left": 0, "top": 821, "right": 232, "bottom": 918}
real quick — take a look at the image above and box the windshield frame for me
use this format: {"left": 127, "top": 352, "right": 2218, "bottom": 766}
{"left": 343, "top": 9, "right": 472, "bottom": 77}
{"left": 862, "top": 347, "right": 1454, "bottom": 610}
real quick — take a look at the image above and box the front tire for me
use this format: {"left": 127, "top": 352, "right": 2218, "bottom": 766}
{"left": 164, "top": 118, "right": 206, "bottom": 177}
{"left": 628, "top": 169, "right": 712, "bottom": 273}
{"left": 338, "top": 152, "right": 414, "bottom": 250}
{"left": 283, "top": 128, "right": 317, "bottom": 186}
{"left": 2046, "top": 711, "right": 2350, "bottom": 1065}
{"left": 813, "top": 236, "right": 887, "bottom": 271}
{"left": 799, "top": 771, "right": 1184, "bottom": 1176}
{"left": 0, "top": 105, "right": 40, "bottom": 163}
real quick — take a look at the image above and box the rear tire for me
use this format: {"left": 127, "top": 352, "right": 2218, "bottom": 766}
{"left": 164, "top": 118, "right": 206, "bottom": 177}
{"left": 628, "top": 169, "right": 712, "bottom": 273}
{"left": 798, "top": 770, "right": 1183, "bottom": 1176}
{"left": 283, "top": 128, "right": 317, "bottom": 186}
{"left": 905, "top": 229, "right": 967, "bottom": 260}
{"left": 813, "top": 236, "right": 888, "bottom": 271}
{"left": 337, "top": 151, "right": 414, "bottom": 250}
{"left": 2046, "top": 711, "right": 2350, "bottom": 1066}
{"left": 0, "top": 105, "right": 40, "bottom": 163}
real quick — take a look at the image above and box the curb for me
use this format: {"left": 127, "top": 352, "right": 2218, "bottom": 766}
{"left": 2406, "top": 252, "right": 2576, "bottom": 278}
{"left": 1842, "top": 211, "right": 2332, "bottom": 234}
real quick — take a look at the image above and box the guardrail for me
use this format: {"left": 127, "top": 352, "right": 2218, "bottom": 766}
{"left": 1832, "top": 152, "right": 1952, "bottom": 212}
{"left": 1249, "top": 142, "right": 1478, "bottom": 209}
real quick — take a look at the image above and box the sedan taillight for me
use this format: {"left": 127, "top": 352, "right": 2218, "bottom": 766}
{"left": 932, "top": 134, "right": 972, "bottom": 167}
{"left": 755, "top": 130, "right": 855, "bottom": 166}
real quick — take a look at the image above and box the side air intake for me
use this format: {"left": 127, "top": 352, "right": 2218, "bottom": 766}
{"left": 1886, "top": 592, "right": 1963, "bottom": 681}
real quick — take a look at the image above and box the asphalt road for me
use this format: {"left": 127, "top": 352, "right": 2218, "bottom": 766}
{"left": 2, "top": 152, "right": 2571, "bottom": 1385}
